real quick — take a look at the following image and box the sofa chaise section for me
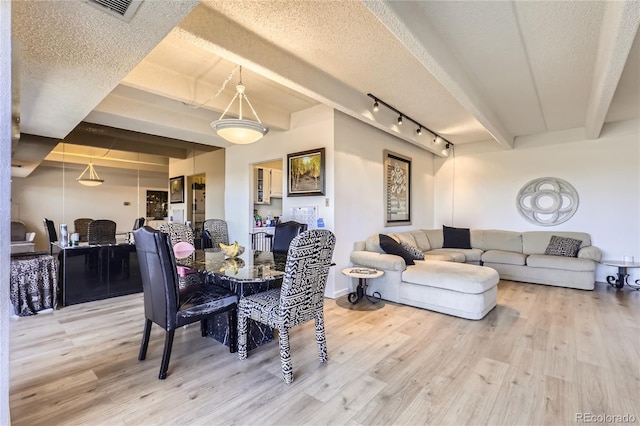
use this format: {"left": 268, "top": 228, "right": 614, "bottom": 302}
{"left": 350, "top": 240, "right": 499, "bottom": 320}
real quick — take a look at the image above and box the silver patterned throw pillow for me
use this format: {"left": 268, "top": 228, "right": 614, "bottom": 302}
{"left": 544, "top": 235, "right": 582, "bottom": 257}
{"left": 400, "top": 241, "right": 425, "bottom": 260}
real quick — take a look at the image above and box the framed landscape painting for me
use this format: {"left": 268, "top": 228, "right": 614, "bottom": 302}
{"left": 287, "top": 148, "right": 325, "bottom": 196}
{"left": 169, "top": 176, "right": 184, "bottom": 204}
{"left": 384, "top": 150, "right": 411, "bottom": 226}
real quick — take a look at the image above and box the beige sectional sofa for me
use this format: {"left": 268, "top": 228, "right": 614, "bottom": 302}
{"left": 349, "top": 228, "right": 601, "bottom": 320}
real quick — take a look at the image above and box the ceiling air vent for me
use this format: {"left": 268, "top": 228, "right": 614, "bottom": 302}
{"left": 86, "top": 0, "right": 143, "bottom": 23}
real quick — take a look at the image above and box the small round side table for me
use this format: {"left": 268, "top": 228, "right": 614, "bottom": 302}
{"left": 599, "top": 260, "right": 640, "bottom": 290}
{"left": 342, "top": 267, "right": 384, "bottom": 304}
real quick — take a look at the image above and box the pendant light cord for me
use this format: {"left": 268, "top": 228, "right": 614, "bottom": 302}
{"left": 185, "top": 65, "right": 240, "bottom": 109}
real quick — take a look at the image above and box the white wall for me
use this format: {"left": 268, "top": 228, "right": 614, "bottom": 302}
{"left": 168, "top": 148, "right": 225, "bottom": 223}
{"left": 1, "top": 1, "right": 11, "bottom": 421}
{"left": 334, "top": 111, "right": 436, "bottom": 296}
{"left": 11, "top": 165, "right": 167, "bottom": 251}
{"left": 227, "top": 106, "right": 438, "bottom": 298}
{"left": 434, "top": 119, "right": 640, "bottom": 283}
{"left": 225, "top": 105, "right": 337, "bottom": 293}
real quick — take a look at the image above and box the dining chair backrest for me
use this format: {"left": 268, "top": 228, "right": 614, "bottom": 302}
{"left": 272, "top": 221, "right": 308, "bottom": 254}
{"left": 279, "top": 229, "right": 336, "bottom": 328}
{"left": 73, "top": 217, "right": 93, "bottom": 242}
{"left": 11, "top": 220, "right": 27, "bottom": 242}
{"left": 251, "top": 231, "right": 273, "bottom": 252}
{"left": 43, "top": 218, "right": 57, "bottom": 254}
{"left": 43, "top": 218, "right": 57, "bottom": 243}
{"left": 203, "top": 219, "right": 229, "bottom": 248}
{"left": 133, "top": 225, "right": 238, "bottom": 380}
{"left": 200, "top": 229, "right": 213, "bottom": 249}
{"left": 133, "top": 217, "right": 145, "bottom": 230}
{"left": 87, "top": 219, "right": 117, "bottom": 244}
{"left": 133, "top": 226, "right": 179, "bottom": 331}
{"left": 158, "top": 222, "right": 194, "bottom": 246}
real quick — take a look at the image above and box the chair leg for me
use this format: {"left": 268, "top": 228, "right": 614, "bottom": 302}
{"left": 228, "top": 306, "right": 237, "bottom": 353}
{"left": 279, "top": 328, "right": 293, "bottom": 384}
{"left": 200, "top": 319, "right": 208, "bottom": 337}
{"left": 138, "top": 319, "right": 152, "bottom": 361}
{"left": 315, "top": 311, "right": 328, "bottom": 363}
{"left": 237, "top": 310, "right": 248, "bottom": 360}
{"left": 159, "top": 329, "right": 175, "bottom": 380}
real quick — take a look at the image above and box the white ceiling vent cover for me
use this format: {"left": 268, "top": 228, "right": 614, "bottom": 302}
{"left": 86, "top": 0, "right": 143, "bottom": 22}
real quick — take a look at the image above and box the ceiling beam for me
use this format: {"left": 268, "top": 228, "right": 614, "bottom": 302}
{"left": 585, "top": 0, "right": 640, "bottom": 139}
{"left": 68, "top": 122, "right": 216, "bottom": 159}
{"left": 173, "top": 3, "right": 452, "bottom": 157}
{"left": 364, "top": 0, "right": 515, "bottom": 149}
{"left": 11, "top": 134, "right": 60, "bottom": 178}
{"left": 87, "top": 86, "right": 232, "bottom": 148}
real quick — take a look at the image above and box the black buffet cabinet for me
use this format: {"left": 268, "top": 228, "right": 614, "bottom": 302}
{"left": 56, "top": 243, "right": 142, "bottom": 306}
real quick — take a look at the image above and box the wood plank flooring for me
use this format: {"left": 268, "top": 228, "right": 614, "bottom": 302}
{"left": 9, "top": 280, "right": 640, "bottom": 425}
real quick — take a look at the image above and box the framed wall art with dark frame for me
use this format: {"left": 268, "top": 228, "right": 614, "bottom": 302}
{"left": 169, "top": 176, "right": 185, "bottom": 204}
{"left": 287, "top": 148, "right": 325, "bottom": 197}
{"left": 384, "top": 149, "right": 412, "bottom": 226}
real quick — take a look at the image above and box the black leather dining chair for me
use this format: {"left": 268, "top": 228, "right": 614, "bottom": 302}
{"left": 272, "top": 221, "right": 308, "bottom": 254}
{"left": 133, "top": 226, "right": 239, "bottom": 380}
{"left": 43, "top": 218, "right": 57, "bottom": 253}
{"left": 132, "top": 217, "right": 145, "bottom": 230}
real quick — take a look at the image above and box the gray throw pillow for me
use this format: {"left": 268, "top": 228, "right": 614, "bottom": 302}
{"left": 400, "top": 241, "right": 425, "bottom": 260}
{"left": 544, "top": 235, "right": 582, "bottom": 257}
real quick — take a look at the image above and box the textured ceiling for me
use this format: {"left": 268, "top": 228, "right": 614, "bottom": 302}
{"left": 10, "top": 0, "right": 640, "bottom": 176}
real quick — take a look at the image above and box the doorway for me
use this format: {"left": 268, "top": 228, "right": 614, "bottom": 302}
{"left": 188, "top": 173, "right": 206, "bottom": 237}
{"left": 251, "top": 159, "right": 283, "bottom": 245}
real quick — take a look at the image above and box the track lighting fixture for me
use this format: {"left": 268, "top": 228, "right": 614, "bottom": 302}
{"left": 366, "top": 93, "right": 453, "bottom": 152}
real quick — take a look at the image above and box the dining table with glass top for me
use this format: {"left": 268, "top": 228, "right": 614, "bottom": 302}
{"left": 178, "top": 248, "right": 287, "bottom": 352}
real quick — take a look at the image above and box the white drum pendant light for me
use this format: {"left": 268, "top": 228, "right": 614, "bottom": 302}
{"left": 77, "top": 160, "right": 104, "bottom": 186}
{"left": 210, "top": 66, "right": 268, "bottom": 144}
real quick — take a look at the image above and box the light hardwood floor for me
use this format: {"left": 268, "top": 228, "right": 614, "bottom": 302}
{"left": 9, "top": 280, "right": 640, "bottom": 425}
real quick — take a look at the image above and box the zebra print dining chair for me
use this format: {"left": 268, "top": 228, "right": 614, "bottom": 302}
{"left": 237, "top": 229, "right": 336, "bottom": 384}
{"left": 158, "top": 223, "right": 198, "bottom": 287}
{"left": 203, "top": 219, "right": 229, "bottom": 248}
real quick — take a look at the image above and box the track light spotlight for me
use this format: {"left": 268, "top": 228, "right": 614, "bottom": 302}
{"left": 365, "top": 93, "right": 453, "bottom": 155}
